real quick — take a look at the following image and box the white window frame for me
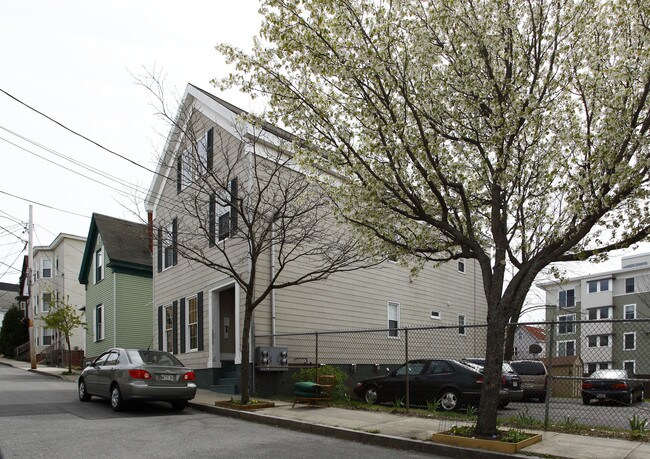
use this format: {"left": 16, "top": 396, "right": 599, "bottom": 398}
{"left": 623, "top": 332, "right": 636, "bottom": 351}
{"left": 94, "top": 304, "right": 105, "bottom": 342}
{"left": 623, "top": 360, "right": 636, "bottom": 374}
{"left": 557, "top": 314, "right": 576, "bottom": 335}
{"left": 195, "top": 132, "right": 208, "bottom": 178}
{"left": 624, "top": 304, "right": 636, "bottom": 320}
{"left": 164, "top": 305, "right": 174, "bottom": 352}
{"left": 163, "top": 223, "right": 174, "bottom": 270}
{"left": 42, "top": 327, "right": 53, "bottom": 346}
{"left": 586, "top": 362, "right": 611, "bottom": 374}
{"left": 587, "top": 334, "right": 611, "bottom": 348}
{"left": 587, "top": 306, "right": 611, "bottom": 321}
{"left": 42, "top": 259, "right": 52, "bottom": 278}
{"left": 180, "top": 149, "right": 192, "bottom": 190}
{"left": 95, "top": 248, "right": 104, "bottom": 283}
{"left": 625, "top": 277, "right": 635, "bottom": 294}
{"left": 431, "top": 310, "right": 441, "bottom": 320}
{"left": 186, "top": 296, "right": 199, "bottom": 352}
{"left": 458, "top": 314, "right": 466, "bottom": 335}
{"left": 42, "top": 292, "right": 52, "bottom": 312}
{"left": 587, "top": 278, "right": 610, "bottom": 293}
{"left": 558, "top": 288, "right": 575, "bottom": 308}
{"left": 557, "top": 340, "right": 576, "bottom": 357}
{"left": 387, "top": 301, "right": 400, "bottom": 339}
{"left": 457, "top": 258, "right": 466, "bottom": 273}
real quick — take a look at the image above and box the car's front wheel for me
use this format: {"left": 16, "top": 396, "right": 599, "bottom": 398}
{"left": 364, "top": 385, "right": 379, "bottom": 405}
{"left": 110, "top": 384, "right": 126, "bottom": 411}
{"left": 78, "top": 379, "right": 92, "bottom": 402}
{"left": 438, "top": 389, "right": 460, "bottom": 411}
{"left": 627, "top": 392, "right": 634, "bottom": 406}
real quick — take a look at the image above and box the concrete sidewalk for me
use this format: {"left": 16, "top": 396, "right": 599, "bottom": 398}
{"left": 2, "top": 357, "right": 649, "bottom": 459}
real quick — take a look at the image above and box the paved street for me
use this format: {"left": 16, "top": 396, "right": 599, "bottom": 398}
{"left": 0, "top": 365, "right": 442, "bottom": 459}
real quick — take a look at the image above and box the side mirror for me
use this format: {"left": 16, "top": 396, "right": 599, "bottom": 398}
{"left": 83, "top": 360, "right": 94, "bottom": 368}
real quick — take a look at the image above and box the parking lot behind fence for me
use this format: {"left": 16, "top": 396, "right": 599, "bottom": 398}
{"left": 253, "top": 318, "right": 650, "bottom": 431}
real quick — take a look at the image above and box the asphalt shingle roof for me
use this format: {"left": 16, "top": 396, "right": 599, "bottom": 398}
{"left": 93, "top": 214, "right": 151, "bottom": 268}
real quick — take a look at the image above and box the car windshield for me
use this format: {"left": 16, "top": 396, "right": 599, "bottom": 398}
{"left": 590, "top": 369, "right": 627, "bottom": 379}
{"left": 503, "top": 362, "right": 516, "bottom": 373}
{"left": 127, "top": 350, "right": 184, "bottom": 367}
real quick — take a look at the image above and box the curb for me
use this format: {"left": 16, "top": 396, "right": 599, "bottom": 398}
{"left": 188, "top": 402, "right": 530, "bottom": 459}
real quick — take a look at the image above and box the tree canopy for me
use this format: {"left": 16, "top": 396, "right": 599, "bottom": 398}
{"left": 218, "top": 0, "right": 650, "bottom": 434}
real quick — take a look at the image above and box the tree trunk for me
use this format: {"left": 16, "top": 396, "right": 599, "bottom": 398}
{"left": 66, "top": 335, "right": 72, "bottom": 373}
{"left": 475, "top": 315, "right": 507, "bottom": 436}
{"left": 504, "top": 323, "right": 516, "bottom": 361}
{"left": 240, "top": 306, "right": 253, "bottom": 404}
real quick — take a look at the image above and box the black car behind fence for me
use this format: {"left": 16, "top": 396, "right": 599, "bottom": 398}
{"left": 253, "top": 318, "right": 650, "bottom": 431}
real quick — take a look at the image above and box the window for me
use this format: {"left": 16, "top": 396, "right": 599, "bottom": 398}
{"left": 625, "top": 277, "right": 635, "bottom": 294}
{"left": 624, "top": 360, "right": 636, "bottom": 374}
{"left": 587, "top": 279, "right": 610, "bottom": 293}
{"left": 164, "top": 305, "right": 174, "bottom": 352}
{"left": 42, "top": 293, "right": 52, "bottom": 312}
{"left": 588, "top": 307, "right": 611, "bottom": 320}
{"left": 624, "top": 304, "right": 636, "bottom": 320}
{"left": 387, "top": 301, "right": 399, "bottom": 338}
{"left": 624, "top": 332, "right": 636, "bottom": 350}
{"left": 457, "top": 258, "right": 466, "bottom": 273}
{"left": 458, "top": 314, "right": 466, "bottom": 335}
{"left": 557, "top": 314, "right": 576, "bottom": 334}
{"left": 557, "top": 340, "right": 575, "bottom": 357}
{"left": 195, "top": 133, "right": 209, "bottom": 178}
{"left": 587, "top": 334, "right": 610, "bottom": 347}
{"left": 95, "top": 248, "right": 104, "bottom": 283}
{"left": 179, "top": 149, "right": 192, "bottom": 190}
{"left": 212, "top": 178, "right": 239, "bottom": 242}
{"left": 558, "top": 289, "right": 575, "bottom": 308}
{"left": 163, "top": 222, "right": 175, "bottom": 269}
{"left": 431, "top": 310, "right": 441, "bottom": 320}
{"left": 187, "top": 297, "right": 198, "bottom": 351}
{"left": 41, "top": 327, "right": 52, "bottom": 346}
{"left": 42, "top": 259, "right": 52, "bottom": 278}
{"left": 54, "top": 257, "right": 59, "bottom": 275}
{"left": 94, "top": 304, "right": 104, "bottom": 342}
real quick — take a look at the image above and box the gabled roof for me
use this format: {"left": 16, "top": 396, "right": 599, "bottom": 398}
{"left": 0, "top": 282, "right": 19, "bottom": 292}
{"left": 78, "top": 213, "right": 152, "bottom": 284}
{"left": 144, "top": 84, "right": 295, "bottom": 214}
{"left": 519, "top": 325, "right": 546, "bottom": 341}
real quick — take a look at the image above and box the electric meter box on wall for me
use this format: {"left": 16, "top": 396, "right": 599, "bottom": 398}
{"left": 255, "top": 346, "right": 289, "bottom": 371}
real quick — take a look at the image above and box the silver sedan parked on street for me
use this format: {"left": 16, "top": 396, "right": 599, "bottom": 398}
{"left": 78, "top": 348, "right": 197, "bottom": 411}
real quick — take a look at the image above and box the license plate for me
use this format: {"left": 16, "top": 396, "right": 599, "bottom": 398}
{"left": 159, "top": 374, "right": 175, "bottom": 382}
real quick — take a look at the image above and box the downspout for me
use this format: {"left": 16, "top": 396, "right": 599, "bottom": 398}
{"left": 271, "top": 219, "right": 277, "bottom": 346}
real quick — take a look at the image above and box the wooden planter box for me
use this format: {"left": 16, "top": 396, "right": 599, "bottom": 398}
{"left": 214, "top": 401, "right": 275, "bottom": 411}
{"left": 431, "top": 430, "right": 542, "bottom": 453}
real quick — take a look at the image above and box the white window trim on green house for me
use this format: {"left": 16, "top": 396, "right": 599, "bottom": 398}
{"left": 624, "top": 304, "right": 636, "bottom": 320}
{"left": 624, "top": 332, "right": 636, "bottom": 351}
{"left": 624, "top": 360, "right": 636, "bottom": 374}
{"left": 94, "top": 304, "right": 104, "bottom": 342}
{"left": 95, "top": 248, "right": 104, "bottom": 284}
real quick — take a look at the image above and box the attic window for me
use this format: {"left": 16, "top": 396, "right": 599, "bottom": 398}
{"left": 431, "top": 310, "right": 441, "bottom": 320}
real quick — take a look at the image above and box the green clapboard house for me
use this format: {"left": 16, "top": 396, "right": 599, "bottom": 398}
{"left": 78, "top": 213, "right": 153, "bottom": 358}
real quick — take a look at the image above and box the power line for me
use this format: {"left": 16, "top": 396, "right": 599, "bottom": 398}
{"left": 0, "top": 189, "right": 90, "bottom": 218}
{"left": 0, "top": 87, "right": 158, "bottom": 175}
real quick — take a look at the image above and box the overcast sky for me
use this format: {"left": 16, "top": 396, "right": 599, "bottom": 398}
{"left": 0, "top": 1, "right": 262, "bottom": 285}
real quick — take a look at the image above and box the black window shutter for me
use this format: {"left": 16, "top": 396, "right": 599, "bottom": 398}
{"left": 157, "top": 227, "right": 163, "bottom": 273}
{"left": 172, "top": 218, "right": 178, "bottom": 266}
{"left": 209, "top": 194, "right": 215, "bottom": 247}
{"left": 157, "top": 306, "right": 163, "bottom": 350}
{"left": 179, "top": 298, "right": 186, "bottom": 353}
{"left": 197, "top": 291, "right": 204, "bottom": 351}
{"left": 177, "top": 156, "right": 182, "bottom": 193}
{"left": 207, "top": 128, "right": 214, "bottom": 170}
{"left": 172, "top": 300, "right": 178, "bottom": 354}
{"left": 230, "top": 177, "right": 238, "bottom": 233}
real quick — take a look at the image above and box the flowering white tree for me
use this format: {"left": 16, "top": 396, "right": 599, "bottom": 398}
{"left": 218, "top": 0, "right": 650, "bottom": 434}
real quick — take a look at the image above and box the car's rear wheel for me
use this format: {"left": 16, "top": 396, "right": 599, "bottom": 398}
{"left": 78, "top": 379, "right": 92, "bottom": 402}
{"left": 498, "top": 401, "right": 509, "bottom": 409}
{"left": 538, "top": 393, "right": 546, "bottom": 403}
{"left": 627, "top": 392, "right": 634, "bottom": 405}
{"left": 110, "top": 384, "right": 126, "bottom": 411}
{"left": 171, "top": 400, "right": 188, "bottom": 411}
{"left": 438, "top": 389, "right": 460, "bottom": 411}
{"left": 637, "top": 389, "right": 645, "bottom": 403}
{"left": 582, "top": 396, "right": 591, "bottom": 405}
{"left": 364, "top": 386, "right": 378, "bottom": 404}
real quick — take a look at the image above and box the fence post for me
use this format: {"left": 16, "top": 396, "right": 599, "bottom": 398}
{"left": 544, "top": 319, "right": 555, "bottom": 430}
{"left": 405, "top": 327, "right": 409, "bottom": 410}
{"left": 315, "top": 331, "right": 319, "bottom": 382}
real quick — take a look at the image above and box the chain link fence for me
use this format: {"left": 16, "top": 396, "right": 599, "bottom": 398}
{"left": 252, "top": 318, "right": 650, "bottom": 432}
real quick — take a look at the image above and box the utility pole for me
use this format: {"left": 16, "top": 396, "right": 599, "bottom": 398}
{"left": 28, "top": 205, "right": 36, "bottom": 369}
